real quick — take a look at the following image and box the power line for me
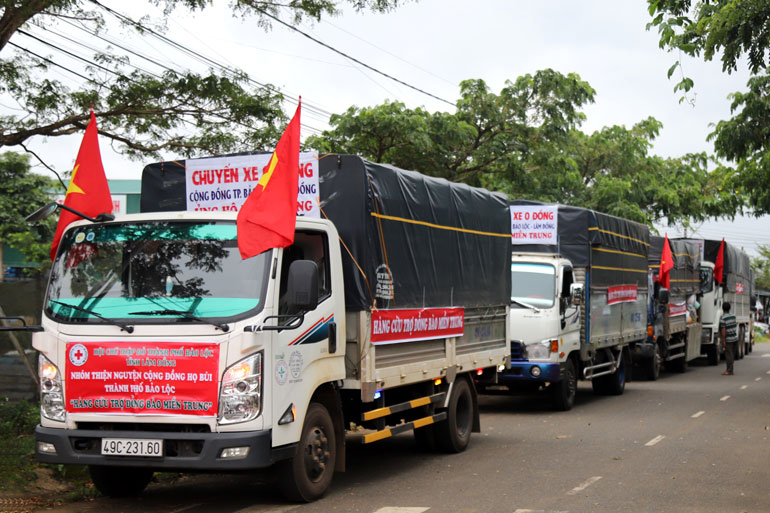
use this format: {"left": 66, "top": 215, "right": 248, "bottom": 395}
{"left": 88, "top": 0, "right": 329, "bottom": 133}
{"left": 257, "top": 7, "right": 455, "bottom": 107}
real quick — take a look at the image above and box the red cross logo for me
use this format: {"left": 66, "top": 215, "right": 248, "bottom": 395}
{"left": 69, "top": 344, "right": 88, "bottom": 366}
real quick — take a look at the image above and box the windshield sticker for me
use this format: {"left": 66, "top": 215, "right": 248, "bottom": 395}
{"left": 74, "top": 232, "right": 85, "bottom": 244}
{"left": 86, "top": 232, "right": 95, "bottom": 242}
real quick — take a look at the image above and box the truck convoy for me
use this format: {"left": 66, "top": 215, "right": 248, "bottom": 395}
{"left": 633, "top": 236, "right": 702, "bottom": 380}
{"left": 479, "top": 201, "right": 650, "bottom": 411}
{"left": 28, "top": 153, "right": 512, "bottom": 501}
{"left": 690, "top": 238, "right": 754, "bottom": 364}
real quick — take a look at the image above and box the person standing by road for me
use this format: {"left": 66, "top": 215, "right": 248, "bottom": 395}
{"left": 720, "top": 302, "right": 738, "bottom": 375}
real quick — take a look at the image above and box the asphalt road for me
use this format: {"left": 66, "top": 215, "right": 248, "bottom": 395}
{"left": 38, "top": 344, "right": 770, "bottom": 513}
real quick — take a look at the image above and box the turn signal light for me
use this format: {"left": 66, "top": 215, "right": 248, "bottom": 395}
{"left": 647, "top": 326, "right": 654, "bottom": 337}
{"left": 550, "top": 340, "right": 559, "bottom": 353}
{"left": 434, "top": 378, "right": 442, "bottom": 386}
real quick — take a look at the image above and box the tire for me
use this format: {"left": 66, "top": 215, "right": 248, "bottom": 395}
{"left": 278, "top": 403, "right": 336, "bottom": 502}
{"left": 707, "top": 345, "right": 719, "bottom": 366}
{"left": 89, "top": 465, "right": 153, "bottom": 498}
{"left": 551, "top": 359, "right": 577, "bottom": 411}
{"left": 605, "top": 351, "right": 626, "bottom": 395}
{"left": 436, "top": 378, "right": 474, "bottom": 453}
{"left": 646, "top": 343, "right": 662, "bottom": 381}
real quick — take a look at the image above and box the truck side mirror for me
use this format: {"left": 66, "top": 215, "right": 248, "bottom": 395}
{"left": 569, "top": 283, "right": 584, "bottom": 305}
{"left": 287, "top": 260, "right": 319, "bottom": 312}
{"left": 658, "top": 287, "right": 670, "bottom": 305}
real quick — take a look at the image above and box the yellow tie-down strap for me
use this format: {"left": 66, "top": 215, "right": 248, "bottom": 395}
{"left": 362, "top": 392, "right": 445, "bottom": 422}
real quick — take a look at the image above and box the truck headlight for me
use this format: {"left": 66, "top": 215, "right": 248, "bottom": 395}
{"left": 39, "top": 354, "right": 65, "bottom": 421}
{"left": 218, "top": 352, "right": 263, "bottom": 425}
{"left": 525, "top": 341, "right": 551, "bottom": 360}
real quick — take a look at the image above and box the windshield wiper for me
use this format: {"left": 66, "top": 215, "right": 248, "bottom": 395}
{"left": 129, "top": 309, "right": 229, "bottom": 332}
{"left": 511, "top": 299, "right": 541, "bottom": 313}
{"left": 49, "top": 300, "right": 134, "bottom": 333}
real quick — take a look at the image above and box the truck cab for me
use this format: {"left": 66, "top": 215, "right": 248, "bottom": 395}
{"left": 34, "top": 212, "right": 348, "bottom": 499}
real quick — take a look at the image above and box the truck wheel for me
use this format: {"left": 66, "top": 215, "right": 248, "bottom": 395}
{"left": 278, "top": 402, "right": 336, "bottom": 502}
{"left": 550, "top": 359, "right": 577, "bottom": 411}
{"left": 89, "top": 465, "right": 153, "bottom": 497}
{"left": 646, "top": 343, "right": 662, "bottom": 381}
{"left": 436, "top": 378, "right": 473, "bottom": 453}
{"left": 604, "top": 352, "right": 626, "bottom": 395}
{"left": 707, "top": 345, "right": 719, "bottom": 366}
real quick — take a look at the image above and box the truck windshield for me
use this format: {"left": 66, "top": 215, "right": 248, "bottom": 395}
{"left": 45, "top": 221, "right": 270, "bottom": 324}
{"left": 700, "top": 266, "right": 714, "bottom": 294}
{"left": 511, "top": 263, "right": 555, "bottom": 308}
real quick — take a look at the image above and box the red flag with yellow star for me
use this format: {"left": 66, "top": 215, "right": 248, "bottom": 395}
{"left": 50, "top": 110, "right": 113, "bottom": 260}
{"left": 659, "top": 234, "right": 674, "bottom": 290}
{"left": 237, "top": 101, "right": 301, "bottom": 259}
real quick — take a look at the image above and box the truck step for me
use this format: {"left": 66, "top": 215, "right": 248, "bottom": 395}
{"left": 667, "top": 342, "right": 685, "bottom": 351}
{"left": 361, "top": 392, "right": 445, "bottom": 421}
{"left": 665, "top": 352, "right": 685, "bottom": 361}
{"left": 362, "top": 412, "right": 448, "bottom": 444}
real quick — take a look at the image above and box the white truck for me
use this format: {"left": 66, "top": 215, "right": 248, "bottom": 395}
{"left": 24, "top": 154, "right": 512, "bottom": 501}
{"left": 478, "top": 202, "right": 650, "bottom": 411}
{"left": 632, "top": 237, "right": 702, "bottom": 379}
{"left": 687, "top": 239, "right": 753, "bottom": 364}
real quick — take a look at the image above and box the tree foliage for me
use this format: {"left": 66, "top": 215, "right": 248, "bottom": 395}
{"left": 0, "top": 151, "right": 57, "bottom": 274}
{"left": 647, "top": 0, "right": 770, "bottom": 214}
{"left": 308, "top": 69, "right": 740, "bottom": 227}
{"left": 752, "top": 244, "right": 770, "bottom": 291}
{"left": 0, "top": 0, "right": 406, "bottom": 178}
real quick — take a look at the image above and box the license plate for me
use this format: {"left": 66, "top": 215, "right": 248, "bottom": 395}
{"left": 101, "top": 438, "right": 163, "bottom": 457}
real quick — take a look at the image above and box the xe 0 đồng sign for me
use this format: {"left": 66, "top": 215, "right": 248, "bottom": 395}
{"left": 510, "top": 205, "right": 558, "bottom": 245}
{"left": 371, "top": 307, "right": 465, "bottom": 345}
{"left": 65, "top": 342, "right": 219, "bottom": 416}
{"left": 184, "top": 152, "right": 320, "bottom": 217}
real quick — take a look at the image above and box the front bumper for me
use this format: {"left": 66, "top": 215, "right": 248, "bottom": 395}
{"left": 35, "top": 425, "right": 294, "bottom": 470}
{"left": 497, "top": 361, "right": 561, "bottom": 383}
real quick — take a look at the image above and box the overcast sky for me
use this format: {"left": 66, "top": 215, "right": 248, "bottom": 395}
{"left": 19, "top": 0, "right": 769, "bottom": 255}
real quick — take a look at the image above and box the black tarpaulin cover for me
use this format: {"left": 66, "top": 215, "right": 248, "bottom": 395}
{"left": 140, "top": 154, "right": 513, "bottom": 311}
{"left": 703, "top": 239, "right": 751, "bottom": 293}
{"left": 649, "top": 236, "right": 701, "bottom": 296}
{"left": 510, "top": 200, "right": 650, "bottom": 289}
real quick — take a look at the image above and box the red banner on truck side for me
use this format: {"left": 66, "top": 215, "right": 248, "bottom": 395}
{"left": 371, "top": 307, "right": 465, "bottom": 344}
{"left": 65, "top": 342, "right": 219, "bottom": 416}
{"left": 606, "top": 285, "right": 638, "bottom": 305}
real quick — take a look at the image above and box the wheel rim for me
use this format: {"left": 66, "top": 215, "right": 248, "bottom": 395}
{"left": 303, "top": 425, "right": 330, "bottom": 483}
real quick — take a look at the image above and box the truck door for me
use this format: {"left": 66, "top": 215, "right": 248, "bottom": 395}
{"left": 271, "top": 230, "right": 343, "bottom": 447}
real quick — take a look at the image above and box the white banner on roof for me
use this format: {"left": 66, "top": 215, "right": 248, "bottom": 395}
{"left": 510, "top": 205, "right": 558, "bottom": 245}
{"left": 184, "top": 151, "right": 319, "bottom": 217}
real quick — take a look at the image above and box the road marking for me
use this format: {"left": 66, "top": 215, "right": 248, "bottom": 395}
{"left": 233, "top": 507, "right": 299, "bottom": 513}
{"left": 372, "top": 509, "right": 430, "bottom": 513}
{"left": 645, "top": 435, "right": 665, "bottom": 447}
{"left": 567, "top": 476, "right": 602, "bottom": 495}
{"left": 762, "top": 354, "right": 770, "bottom": 358}
{"left": 691, "top": 411, "right": 705, "bottom": 418}
{"left": 756, "top": 377, "right": 762, "bottom": 381}
{"left": 720, "top": 395, "right": 730, "bottom": 401}
{"left": 740, "top": 385, "right": 748, "bottom": 390}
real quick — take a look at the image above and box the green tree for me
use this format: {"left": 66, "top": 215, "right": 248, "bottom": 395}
{"left": 308, "top": 70, "right": 739, "bottom": 227}
{"left": 309, "top": 69, "right": 597, "bottom": 186}
{"left": 0, "top": 152, "right": 57, "bottom": 280}
{"left": 646, "top": 0, "right": 770, "bottom": 214}
{"left": 752, "top": 245, "right": 770, "bottom": 291}
{"left": 0, "top": 0, "right": 406, "bottom": 173}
